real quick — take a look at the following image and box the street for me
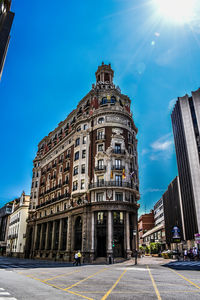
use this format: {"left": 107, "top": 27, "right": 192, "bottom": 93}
{"left": 0, "top": 256, "right": 200, "bottom": 300}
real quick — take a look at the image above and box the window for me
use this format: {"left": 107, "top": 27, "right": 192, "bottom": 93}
{"left": 115, "top": 175, "right": 122, "bottom": 186}
{"left": 57, "top": 206, "right": 59, "bottom": 212}
{"left": 98, "top": 117, "right": 104, "bottom": 124}
{"left": 101, "top": 97, "right": 107, "bottom": 105}
{"left": 111, "top": 96, "right": 116, "bottom": 104}
{"left": 64, "top": 203, "right": 67, "bottom": 210}
{"left": 97, "top": 193, "right": 104, "bottom": 202}
{"left": 60, "top": 166, "right": 63, "bottom": 173}
{"left": 74, "top": 151, "right": 79, "bottom": 161}
{"left": 115, "top": 159, "right": 121, "bottom": 169}
{"left": 83, "top": 124, "right": 88, "bottom": 130}
{"left": 98, "top": 131, "right": 104, "bottom": 139}
{"left": 77, "top": 126, "right": 81, "bottom": 132}
{"left": 98, "top": 144, "right": 103, "bottom": 152}
{"left": 73, "top": 166, "right": 78, "bottom": 176}
{"left": 97, "top": 175, "right": 104, "bottom": 185}
{"left": 33, "top": 172, "right": 35, "bottom": 178}
{"left": 83, "top": 136, "right": 87, "bottom": 144}
{"left": 115, "top": 192, "right": 123, "bottom": 201}
{"left": 114, "top": 143, "right": 121, "bottom": 154}
{"left": 98, "top": 159, "right": 104, "bottom": 169}
{"left": 81, "top": 164, "right": 85, "bottom": 174}
{"left": 73, "top": 181, "right": 78, "bottom": 191}
{"left": 82, "top": 150, "right": 86, "bottom": 158}
{"left": 75, "top": 138, "right": 80, "bottom": 147}
{"left": 81, "top": 179, "right": 85, "bottom": 189}
{"left": 32, "top": 182, "right": 34, "bottom": 188}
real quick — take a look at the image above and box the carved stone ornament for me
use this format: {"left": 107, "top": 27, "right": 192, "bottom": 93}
{"left": 112, "top": 128, "right": 123, "bottom": 135}
{"left": 107, "top": 189, "right": 113, "bottom": 199}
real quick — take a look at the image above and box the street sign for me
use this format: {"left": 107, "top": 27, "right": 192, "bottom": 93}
{"left": 172, "top": 226, "right": 181, "bottom": 243}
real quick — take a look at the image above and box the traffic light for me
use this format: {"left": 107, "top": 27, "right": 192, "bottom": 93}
{"left": 112, "top": 240, "right": 115, "bottom": 248}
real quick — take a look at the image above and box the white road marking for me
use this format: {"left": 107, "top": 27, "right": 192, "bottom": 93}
{"left": 0, "top": 292, "right": 10, "bottom": 295}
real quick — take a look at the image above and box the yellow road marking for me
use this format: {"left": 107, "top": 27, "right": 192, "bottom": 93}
{"left": 64, "top": 267, "right": 109, "bottom": 290}
{"left": 170, "top": 268, "right": 200, "bottom": 290}
{"left": 43, "top": 270, "right": 81, "bottom": 282}
{"left": 23, "top": 274, "right": 94, "bottom": 300}
{"left": 101, "top": 269, "right": 127, "bottom": 300}
{"left": 147, "top": 265, "right": 162, "bottom": 300}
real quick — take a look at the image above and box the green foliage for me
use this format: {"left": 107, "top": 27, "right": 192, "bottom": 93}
{"left": 150, "top": 242, "right": 161, "bottom": 254}
{"left": 145, "top": 245, "right": 150, "bottom": 254}
{"left": 139, "top": 246, "right": 144, "bottom": 251}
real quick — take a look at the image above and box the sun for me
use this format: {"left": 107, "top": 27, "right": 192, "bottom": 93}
{"left": 153, "top": 0, "right": 197, "bottom": 24}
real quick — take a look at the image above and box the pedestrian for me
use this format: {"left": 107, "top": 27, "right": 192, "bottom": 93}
{"left": 183, "top": 249, "right": 187, "bottom": 261}
{"left": 77, "top": 250, "right": 82, "bottom": 266}
{"left": 73, "top": 252, "right": 78, "bottom": 266}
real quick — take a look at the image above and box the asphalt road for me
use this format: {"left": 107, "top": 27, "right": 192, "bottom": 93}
{"left": 0, "top": 256, "right": 200, "bottom": 300}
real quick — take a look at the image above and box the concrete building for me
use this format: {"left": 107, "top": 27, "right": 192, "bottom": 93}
{"left": 25, "top": 63, "right": 140, "bottom": 262}
{"left": 142, "top": 199, "right": 166, "bottom": 250}
{"left": 162, "top": 176, "right": 184, "bottom": 249}
{"left": 0, "top": 201, "right": 13, "bottom": 255}
{"left": 154, "top": 197, "right": 164, "bottom": 226}
{"left": 0, "top": 0, "right": 14, "bottom": 79}
{"left": 138, "top": 211, "right": 154, "bottom": 247}
{"left": 6, "top": 192, "right": 30, "bottom": 257}
{"left": 171, "top": 89, "right": 200, "bottom": 245}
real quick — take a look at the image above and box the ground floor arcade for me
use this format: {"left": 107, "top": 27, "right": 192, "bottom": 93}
{"left": 25, "top": 203, "right": 138, "bottom": 262}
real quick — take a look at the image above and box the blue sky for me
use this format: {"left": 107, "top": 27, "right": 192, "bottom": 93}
{"left": 1, "top": 0, "right": 200, "bottom": 214}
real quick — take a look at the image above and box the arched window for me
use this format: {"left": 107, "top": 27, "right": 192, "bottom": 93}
{"left": 111, "top": 96, "right": 116, "bottom": 104}
{"left": 98, "top": 117, "right": 104, "bottom": 124}
{"left": 74, "top": 216, "right": 82, "bottom": 250}
{"left": 101, "top": 97, "right": 107, "bottom": 105}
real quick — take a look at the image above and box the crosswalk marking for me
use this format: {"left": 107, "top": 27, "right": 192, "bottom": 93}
{"left": 0, "top": 292, "right": 11, "bottom": 295}
{"left": 0, "top": 288, "right": 17, "bottom": 300}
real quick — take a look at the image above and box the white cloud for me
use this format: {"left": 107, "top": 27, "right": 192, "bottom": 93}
{"left": 141, "top": 149, "right": 149, "bottom": 155}
{"left": 142, "top": 188, "right": 165, "bottom": 195}
{"left": 151, "top": 140, "right": 173, "bottom": 151}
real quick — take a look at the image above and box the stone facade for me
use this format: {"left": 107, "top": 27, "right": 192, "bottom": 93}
{"left": 6, "top": 192, "right": 30, "bottom": 257}
{"left": 25, "top": 63, "right": 140, "bottom": 262}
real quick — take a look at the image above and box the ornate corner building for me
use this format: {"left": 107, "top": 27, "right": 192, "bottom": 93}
{"left": 25, "top": 63, "right": 140, "bottom": 262}
{"left": 0, "top": 0, "right": 14, "bottom": 79}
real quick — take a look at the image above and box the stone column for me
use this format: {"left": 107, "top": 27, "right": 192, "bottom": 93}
{"left": 39, "top": 223, "right": 44, "bottom": 250}
{"left": 58, "top": 219, "right": 63, "bottom": 251}
{"left": 126, "top": 212, "right": 132, "bottom": 259}
{"left": 45, "top": 222, "right": 49, "bottom": 250}
{"left": 51, "top": 221, "right": 56, "bottom": 251}
{"left": 65, "top": 215, "right": 72, "bottom": 261}
{"left": 56, "top": 219, "right": 63, "bottom": 260}
{"left": 90, "top": 212, "right": 95, "bottom": 262}
{"left": 107, "top": 211, "right": 113, "bottom": 262}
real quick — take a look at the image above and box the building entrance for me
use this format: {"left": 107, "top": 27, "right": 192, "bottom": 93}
{"left": 113, "top": 212, "right": 124, "bottom": 257}
{"left": 96, "top": 212, "right": 107, "bottom": 257}
{"left": 74, "top": 216, "right": 82, "bottom": 250}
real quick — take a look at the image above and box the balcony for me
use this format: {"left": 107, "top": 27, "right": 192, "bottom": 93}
{"left": 112, "top": 165, "right": 125, "bottom": 171}
{"left": 89, "top": 181, "right": 136, "bottom": 190}
{"left": 65, "top": 153, "right": 71, "bottom": 159}
{"left": 64, "top": 166, "right": 70, "bottom": 172}
{"left": 36, "top": 193, "right": 71, "bottom": 209}
{"left": 63, "top": 180, "right": 69, "bottom": 185}
{"left": 112, "top": 149, "right": 126, "bottom": 155}
{"left": 94, "top": 166, "right": 106, "bottom": 172}
{"left": 96, "top": 134, "right": 106, "bottom": 141}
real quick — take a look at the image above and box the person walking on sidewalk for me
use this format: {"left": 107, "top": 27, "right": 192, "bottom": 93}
{"left": 73, "top": 252, "right": 78, "bottom": 266}
{"left": 77, "top": 250, "right": 82, "bottom": 266}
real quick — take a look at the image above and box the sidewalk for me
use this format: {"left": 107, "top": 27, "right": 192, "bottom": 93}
{"left": 123, "top": 255, "right": 175, "bottom": 266}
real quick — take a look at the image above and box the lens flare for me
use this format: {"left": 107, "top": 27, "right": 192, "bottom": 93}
{"left": 154, "top": 0, "right": 198, "bottom": 24}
